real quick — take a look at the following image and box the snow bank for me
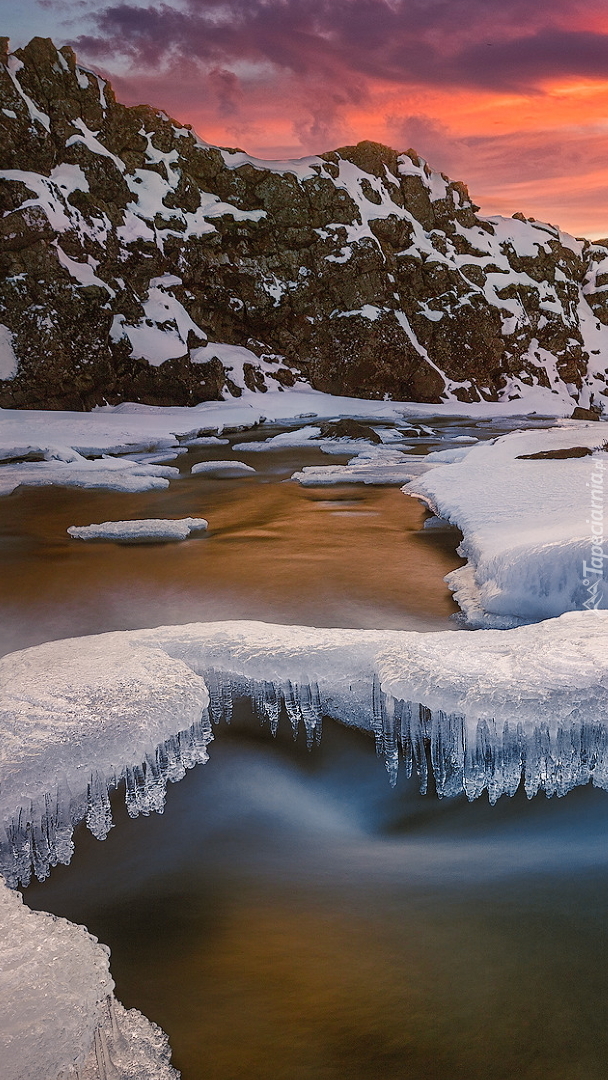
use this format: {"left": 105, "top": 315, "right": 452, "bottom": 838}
{"left": 404, "top": 423, "right": 608, "bottom": 626}
{"left": 67, "top": 517, "right": 208, "bottom": 542}
{"left": 0, "top": 386, "right": 577, "bottom": 459}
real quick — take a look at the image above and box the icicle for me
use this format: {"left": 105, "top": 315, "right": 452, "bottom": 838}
{"left": 430, "top": 710, "right": 464, "bottom": 799}
{"left": 525, "top": 721, "right": 551, "bottom": 798}
{"left": 282, "top": 680, "right": 301, "bottom": 739}
{"left": 86, "top": 771, "right": 114, "bottom": 838}
{"left": 205, "top": 668, "right": 224, "bottom": 725}
{"left": 397, "top": 700, "right": 414, "bottom": 779}
{"left": 251, "top": 679, "right": 281, "bottom": 735}
{"left": 106, "top": 995, "right": 128, "bottom": 1054}
{"left": 371, "top": 674, "right": 385, "bottom": 756}
{"left": 380, "top": 693, "right": 399, "bottom": 788}
{"left": 299, "top": 682, "right": 322, "bottom": 750}
{"left": 93, "top": 1026, "right": 118, "bottom": 1080}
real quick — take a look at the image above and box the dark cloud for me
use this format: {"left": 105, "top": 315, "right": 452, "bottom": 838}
{"left": 72, "top": 0, "right": 608, "bottom": 93}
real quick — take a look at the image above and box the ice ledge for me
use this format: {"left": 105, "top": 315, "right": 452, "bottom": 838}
{"left": 2, "top": 613, "right": 608, "bottom": 890}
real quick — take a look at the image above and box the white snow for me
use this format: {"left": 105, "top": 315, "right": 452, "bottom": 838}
{"left": 404, "top": 423, "right": 608, "bottom": 626}
{"left": 67, "top": 517, "right": 208, "bottom": 542}
{"left": 292, "top": 446, "right": 433, "bottom": 485}
{"left": 111, "top": 282, "right": 206, "bottom": 366}
{"left": 182, "top": 435, "right": 229, "bottom": 446}
{"left": 232, "top": 425, "right": 322, "bottom": 450}
{"left": 6, "top": 56, "right": 50, "bottom": 130}
{"left": 65, "top": 118, "right": 124, "bottom": 171}
{"left": 191, "top": 459, "right": 255, "bottom": 477}
{"left": 0, "top": 456, "right": 179, "bottom": 496}
{"left": 0, "top": 325, "right": 18, "bottom": 380}
{"left": 190, "top": 341, "right": 282, "bottom": 391}
{"left": 0, "top": 389, "right": 576, "bottom": 496}
{"left": 55, "top": 244, "right": 114, "bottom": 293}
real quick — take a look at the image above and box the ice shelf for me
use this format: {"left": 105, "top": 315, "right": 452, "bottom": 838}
{"left": 2, "top": 613, "right": 608, "bottom": 891}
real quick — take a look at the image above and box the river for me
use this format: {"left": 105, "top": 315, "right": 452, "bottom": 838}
{"left": 14, "top": 414, "right": 608, "bottom": 1080}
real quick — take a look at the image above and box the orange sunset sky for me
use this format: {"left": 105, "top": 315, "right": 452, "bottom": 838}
{"left": 5, "top": 0, "right": 608, "bottom": 239}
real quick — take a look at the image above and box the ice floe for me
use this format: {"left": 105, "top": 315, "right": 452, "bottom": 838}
{"left": 0, "top": 880, "right": 178, "bottom": 1080}
{"left": 291, "top": 446, "right": 434, "bottom": 485}
{"left": 191, "top": 459, "right": 256, "bottom": 477}
{"left": 0, "top": 455, "right": 179, "bottom": 496}
{"left": 67, "top": 518, "right": 208, "bottom": 542}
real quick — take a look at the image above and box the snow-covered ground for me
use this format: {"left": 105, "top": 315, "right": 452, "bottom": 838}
{"left": 67, "top": 518, "right": 208, "bottom": 542}
{"left": 404, "top": 422, "right": 608, "bottom": 626}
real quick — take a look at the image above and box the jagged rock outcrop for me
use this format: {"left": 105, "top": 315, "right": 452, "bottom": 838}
{"left": 1, "top": 36, "right": 608, "bottom": 409}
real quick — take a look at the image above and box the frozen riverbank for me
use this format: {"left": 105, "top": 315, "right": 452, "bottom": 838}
{"left": 404, "top": 422, "right": 608, "bottom": 626}
{"left": 0, "top": 385, "right": 578, "bottom": 494}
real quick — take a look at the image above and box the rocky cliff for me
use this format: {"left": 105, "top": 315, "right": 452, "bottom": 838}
{"left": 1, "top": 36, "right": 608, "bottom": 410}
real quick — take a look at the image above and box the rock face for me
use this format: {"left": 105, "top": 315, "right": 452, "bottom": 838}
{"left": 1, "top": 36, "right": 608, "bottom": 410}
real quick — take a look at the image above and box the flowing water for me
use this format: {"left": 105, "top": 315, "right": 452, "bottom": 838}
{"left": 11, "top": 415, "right": 608, "bottom": 1080}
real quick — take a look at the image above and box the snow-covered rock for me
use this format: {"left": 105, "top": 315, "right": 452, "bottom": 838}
{"left": 1, "top": 37, "right": 607, "bottom": 412}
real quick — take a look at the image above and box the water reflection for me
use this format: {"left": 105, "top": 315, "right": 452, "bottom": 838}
{"left": 0, "top": 444, "right": 463, "bottom": 656}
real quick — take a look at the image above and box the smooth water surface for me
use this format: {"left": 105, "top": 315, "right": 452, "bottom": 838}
{"left": 0, "top": 438, "right": 463, "bottom": 655}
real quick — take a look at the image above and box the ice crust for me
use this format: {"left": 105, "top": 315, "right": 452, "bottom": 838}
{"left": 0, "top": 880, "right": 178, "bottom": 1080}
{"left": 67, "top": 517, "right": 208, "bottom": 542}
{"left": 404, "top": 424, "right": 608, "bottom": 626}
{"left": 0, "top": 634, "right": 210, "bottom": 887}
{"left": 3, "top": 612, "right": 608, "bottom": 892}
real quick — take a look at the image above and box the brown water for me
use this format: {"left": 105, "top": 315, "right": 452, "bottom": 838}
{"left": 13, "top": 418, "right": 608, "bottom": 1080}
{"left": 0, "top": 442, "right": 462, "bottom": 656}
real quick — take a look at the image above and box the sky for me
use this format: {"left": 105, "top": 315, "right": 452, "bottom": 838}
{"left": 3, "top": 0, "right": 608, "bottom": 239}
